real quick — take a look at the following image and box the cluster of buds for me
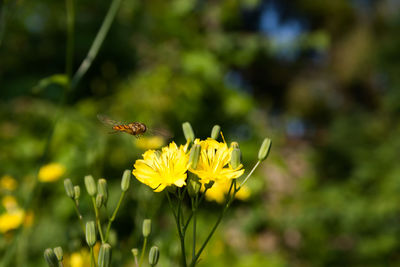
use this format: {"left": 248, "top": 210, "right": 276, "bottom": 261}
{"left": 131, "top": 219, "right": 160, "bottom": 267}
{"left": 45, "top": 170, "right": 133, "bottom": 267}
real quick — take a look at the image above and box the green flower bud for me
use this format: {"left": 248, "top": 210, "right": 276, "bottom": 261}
{"left": 211, "top": 125, "right": 221, "bottom": 140}
{"left": 121, "top": 170, "right": 131, "bottom": 192}
{"left": 96, "top": 194, "right": 104, "bottom": 208}
{"left": 84, "top": 175, "right": 97, "bottom": 196}
{"left": 230, "top": 148, "right": 241, "bottom": 169}
{"left": 64, "top": 179, "right": 74, "bottom": 199}
{"left": 189, "top": 144, "right": 201, "bottom": 169}
{"left": 98, "top": 179, "right": 108, "bottom": 204}
{"left": 187, "top": 174, "right": 201, "bottom": 197}
{"left": 148, "top": 246, "right": 160, "bottom": 266}
{"left": 85, "top": 221, "right": 96, "bottom": 247}
{"left": 182, "top": 122, "right": 195, "bottom": 142}
{"left": 230, "top": 142, "right": 239, "bottom": 149}
{"left": 74, "top": 185, "right": 80, "bottom": 200}
{"left": 142, "top": 219, "right": 151, "bottom": 237}
{"left": 98, "top": 243, "right": 112, "bottom": 267}
{"left": 53, "top": 247, "right": 63, "bottom": 261}
{"left": 44, "top": 248, "right": 58, "bottom": 267}
{"left": 258, "top": 138, "right": 272, "bottom": 161}
{"left": 131, "top": 248, "right": 139, "bottom": 257}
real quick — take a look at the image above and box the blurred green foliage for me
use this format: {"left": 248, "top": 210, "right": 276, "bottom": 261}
{"left": 1, "top": 0, "right": 400, "bottom": 266}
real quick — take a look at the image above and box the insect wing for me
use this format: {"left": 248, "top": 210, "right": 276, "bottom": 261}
{"left": 97, "top": 114, "right": 122, "bottom": 126}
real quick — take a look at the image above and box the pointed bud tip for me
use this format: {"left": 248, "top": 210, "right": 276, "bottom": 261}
{"left": 149, "top": 246, "right": 160, "bottom": 266}
{"left": 121, "top": 170, "right": 131, "bottom": 192}
{"left": 84, "top": 175, "right": 97, "bottom": 196}
{"left": 142, "top": 219, "right": 152, "bottom": 237}
{"left": 182, "top": 122, "right": 195, "bottom": 142}
{"left": 258, "top": 138, "right": 272, "bottom": 161}
{"left": 211, "top": 125, "right": 221, "bottom": 140}
{"left": 64, "top": 179, "right": 75, "bottom": 199}
{"left": 44, "top": 248, "right": 59, "bottom": 267}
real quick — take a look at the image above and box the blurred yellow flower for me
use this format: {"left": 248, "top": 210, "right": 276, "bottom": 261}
{"left": 132, "top": 142, "right": 189, "bottom": 192}
{"left": 205, "top": 181, "right": 251, "bottom": 203}
{"left": 0, "top": 175, "right": 17, "bottom": 191}
{"left": 68, "top": 249, "right": 90, "bottom": 267}
{"left": 135, "top": 136, "right": 165, "bottom": 150}
{"left": 189, "top": 138, "right": 244, "bottom": 184}
{"left": 0, "top": 208, "right": 25, "bottom": 233}
{"left": 70, "top": 252, "right": 84, "bottom": 267}
{"left": 2, "top": 196, "right": 18, "bottom": 211}
{"left": 38, "top": 163, "right": 66, "bottom": 182}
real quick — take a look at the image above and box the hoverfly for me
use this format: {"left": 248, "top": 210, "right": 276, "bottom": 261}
{"left": 97, "top": 114, "right": 170, "bottom": 138}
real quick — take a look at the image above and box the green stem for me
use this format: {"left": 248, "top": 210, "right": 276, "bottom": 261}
{"left": 183, "top": 188, "right": 208, "bottom": 233}
{"left": 191, "top": 195, "right": 198, "bottom": 262}
{"left": 92, "top": 197, "right": 105, "bottom": 243}
{"left": 90, "top": 246, "right": 97, "bottom": 267}
{"left": 239, "top": 160, "right": 261, "bottom": 189}
{"left": 166, "top": 191, "right": 187, "bottom": 267}
{"left": 189, "top": 181, "right": 235, "bottom": 267}
{"left": 65, "top": 0, "right": 74, "bottom": 88}
{"left": 104, "top": 190, "right": 125, "bottom": 242}
{"left": 73, "top": 201, "right": 85, "bottom": 234}
{"left": 139, "top": 237, "right": 148, "bottom": 267}
{"left": 70, "top": 0, "right": 123, "bottom": 89}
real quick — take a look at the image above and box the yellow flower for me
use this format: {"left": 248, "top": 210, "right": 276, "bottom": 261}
{"left": 38, "top": 163, "right": 66, "bottom": 182}
{"left": 0, "top": 175, "right": 17, "bottom": 191}
{"left": 189, "top": 138, "right": 244, "bottom": 184}
{"left": 2, "top": 196, "right": 18, "bottom": 211}
{"left": 132, "top": 142, "right": 189, "bottom": 192}
{"left": 135, "top": 136, "right": 165, "bottom": 150}
{"left": 205, "top": 181, "right": 251, "bottom": 204}
{"left": 0, "top": 208, "right": 25, "bottom": 233}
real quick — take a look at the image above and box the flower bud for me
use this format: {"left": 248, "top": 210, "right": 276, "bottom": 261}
{"left": 230, "top": 142, "right": 239, "bottom": 149}
{"left": 211, "top": 125, "right": 221, "bottom": 140}
{"left": 258, "top": 138, "right": 272, "bottom": 161}
{"left": 64, "top": 179, "right": 74, "bottom": 199}
{"left": 121, "top": 170, "right": 131, "bottom": 192}
{"left": 85, "top": 221, "right": 96, "bottom": 247}
{"left": 142, "top": 219, "right": 151, "bottom": 237}
{"left": 189, "top": 144, "right": 201, "bottom": 169}
{"left": 182, "top": 122, "right": 195, "bottom": 142}
{"left": 98, "top": 243, "right": 112, "bottom": 267}
{"left": 84, "top": 175, "right": 97, "bottom": 196}
{"left": 131, "top": 248, "right": 139, "bottom": 257}
{"left": 230, "top": 148, "right": 241, "bottom": 169}
{"left": 148, "top": 246, "right": 160, "bottom": 266}
{"left": 53, "top": 247, "right": 63, "bottom": 261}
{"left": 74, "top": 185, "right": 80, "bottom": 200}
{"left": 98, "top": 179, "right": 108, "bottom": 204}
{"left": 44, "top": 248, "right": 58, "bottom": 267}
{"left": 96, "top": 194, "right": 105, "bottom": 208}
{"left": 187, "top": 174, "right": 201, "bottom": 197}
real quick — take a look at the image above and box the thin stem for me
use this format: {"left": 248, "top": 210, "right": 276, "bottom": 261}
{"left": 70, "top": 0, "right": 123, "bottom": 89}
{"left": 139, "top": 237, "right": 148, "bottom": 267}
{"left": 166, "top": 191, "right": 187, "bottom": 267}
{"left": 91, "top": 197, "right": 105, "bottom": 243}
{"left": 190, "top": 181, "right": 235, "bottom": 267}
{"left": 90, "top": 246, "right": 97, "bottom": 267}
{"left": 65, "top": 0, "right": 74, "bottom": 88}
{"left": 191, "top": 195, "right": 198, "bottom": 261}
{"left": 183, "top": 188, "right": 209, "bottom": 233}
{"left": 239, "top": 160, "right": 261, "bottom": 189}
{"left": 73, "top": 201, "right": 85, "bottom": 234}
{"left": 104, "top": 191, "right": 125, "bottom": 242}
{"left": 133, "top": 252, "right": 139, "bottom": 267}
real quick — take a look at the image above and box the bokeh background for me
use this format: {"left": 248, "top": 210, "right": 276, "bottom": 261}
{"left": 1, "top": 0, "right": 400, "bottom": 266}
